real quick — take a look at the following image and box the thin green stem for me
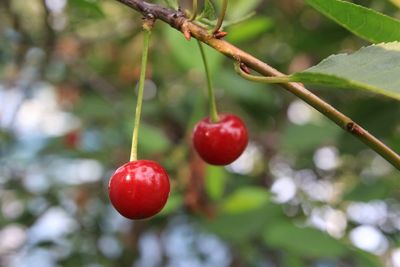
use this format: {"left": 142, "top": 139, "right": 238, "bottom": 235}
{"left": 197, "top": 40, "right": 219, "bottom": 122}
{"left": 234, "top": 62, "right": 291, "bottom": 84}
{"left": 212, "top": 0, "right": 228, "bottom": 33}
{"left": 130, "top": 26, "right": 152, "bottom": 162}
{"left": 189, "top": 0, "right": 198, "bottom": 21}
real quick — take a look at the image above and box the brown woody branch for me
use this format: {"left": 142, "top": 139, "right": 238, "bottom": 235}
{"left": 115, "top": 0, "right": 400, "bottom": 170}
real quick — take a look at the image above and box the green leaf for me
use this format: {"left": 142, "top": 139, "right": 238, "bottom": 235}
{"left": 163, "top": 0, "right": 178, "bottom": 10}
{"left": 69, "top": 0, "right": 104, "bottom": 18}
{"left": 157, "top": 194, "right": 182, "bottom": 216}
{"left": 163, "top": 26, "right": 223, "bottom": 72}
{"left": 205, "top": 166, "right": 226, "bottom": 201}
{"left": 290, "top": 42, "right": 400, "bottom": 101}
{"left": 221, "top": 186, "right": 270, "bottom": 214}
{"left": 263, "top": 222, "right": 347, "bottom": 258}
{"left": 283, "top": 254, "right": 307, "bottom": 267}
{"left": 201, "top": 0, "right": 217, "bottom": 20}
{"left": 222, "top": 12, "right": 256, "bottom": 28}
{"left": 227, "top": 17, "right": 273, "bottom": 43}
{"left": 344, "top": 182, "right": 390, "bottom": 202}
{"left": 281, "top": 122, "right": 340, "bottom": 153}
{"left": 225, "top": 0, "right": 262, "bottom": 20}
{"left": 138, "top": 124, "right": 172, "bottom": 154}
{"left": 352, "top": 248, "right": 384, "bottom": 267}
{"left": 306, "top": 0, "right": 400, "bottom": 43}
{"left": 204, "top": 204, "right": 284, "bottom": 242}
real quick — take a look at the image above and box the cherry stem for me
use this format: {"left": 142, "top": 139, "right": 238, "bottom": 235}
{"left": 189, "top": 0, "right": 198, "bottom": 21}
{"left": 197, "top": 40, "right": 219, "bottom": 123}
{"left": 212, "top": 0, "right": 228, "bottom": 34}
{"left": 234, "top": 62, "right": 291, "bottom": 84}
{"left": 130, "top": 20, "right": 152, "bottom": 162}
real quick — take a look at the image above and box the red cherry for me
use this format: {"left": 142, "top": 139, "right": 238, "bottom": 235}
{"left": 108, "top": 160, "right": 170, "bottom": 220}
{"left": 193, "top": 113, "right": 248, "bottom": 165}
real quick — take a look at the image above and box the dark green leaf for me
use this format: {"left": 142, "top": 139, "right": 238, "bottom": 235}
{"left": 344, "top": 182, "right": 390, "bottom": 202}
{"left": 306, "top": 0, "right": 400, "bottom": 43}
{"left": 352, "top": 248, "right": 384, "bottom": 267}
{"left": 281, "top": 122, "right": 340, "bottom": 153}
{"left": 263, "top": 222, "right": 347, "bottom": 258}
{"left": 204, "top": 204, "right": 283, "bottom": 242}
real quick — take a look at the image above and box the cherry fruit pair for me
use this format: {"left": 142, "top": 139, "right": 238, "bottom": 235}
{"left": 108, "top": 113, "right": 248, "bottom": 220}
{"left": 108, "top": 20, "right": 247, "bottom": 221}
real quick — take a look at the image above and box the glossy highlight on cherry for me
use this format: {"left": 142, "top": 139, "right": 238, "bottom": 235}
{"left": 108, "top": 160, "right": 170, "bottom": 220}
{"left": 193, "top": 113, "right": 248, "bottom": 165}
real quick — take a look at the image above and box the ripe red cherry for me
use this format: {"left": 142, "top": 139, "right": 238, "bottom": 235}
{"left": 108, "top": 160, "right": 170, "bottom": 220}
{"left": 192, "top": 113, "right": 248, "bottom": 165}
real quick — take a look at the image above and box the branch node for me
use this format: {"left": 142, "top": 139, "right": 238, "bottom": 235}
{"left": 239, "top": 62, "right": 251, "bottom": 74}
{"left": 346, "top": 122, "right": 364, "bottom": 136}
{"left": 213, "top": 31, "right": 228, "bottom": 39}
{"left": 182, "top": 23, "right": 191, "bottom": 41}
{"left": 142, "top": 13, "right": 156, "bottom": 31}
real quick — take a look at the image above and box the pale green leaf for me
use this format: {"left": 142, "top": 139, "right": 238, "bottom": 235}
{"left": 138, "top": 124, "right": 171, "bottom": 154}
{"left": 69, "top": 0, "right": 104, "bottom": 18}
{"left": 306, "top": 0, "right": 400, "bottom": 43}
{"left": 163, "top": 0, "right": 178, "bottom": 10}
{"left": 221, "top": 186, "right": 270, "bottom": 214}
{"left": 290, "top": 42, "right": 400, "bottom": 101}
{"left": 205, "top": 166, "right": 226, "bottom": 201}
{"left": 164, "top": 26, "right": 223, "bottom": 72}
{"left": 225, "top": 0, "right": 262, "bottom": 20}
{"left": 201, "top": 0, "right": 217, "bottom": 20}
{"left": 157, "top": 194, "right": 182, "bottom": 216}
{"left": 227, "top": 17, "right": 273, "bottom": 43}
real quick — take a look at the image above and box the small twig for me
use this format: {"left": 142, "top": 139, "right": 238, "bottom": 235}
{"left": 212, "top": 0, "right": 228, "bottom": 34}
{"left": 189, "top": 0, "right": 198, "bottom": 21}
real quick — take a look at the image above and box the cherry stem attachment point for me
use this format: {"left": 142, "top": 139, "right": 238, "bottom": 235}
{"left": 212, "top": 0, "right": 228, "bottom": 34}
{"left": 189, "top": 0, "right": 198, "bottom": 21}
{"left": 198, "top": 41, "right": 219, "bottom": 123}
{"left": 130, "top": 19, "right": 153, "bottom": 162}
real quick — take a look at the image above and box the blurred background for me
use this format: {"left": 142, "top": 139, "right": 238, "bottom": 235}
{"left": 0, "top": 0, "right": 400, "bottom": 266}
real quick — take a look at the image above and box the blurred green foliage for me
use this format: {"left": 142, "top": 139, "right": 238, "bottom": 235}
{"left": 0, "top": 0, "right": 399, "bottom": 267}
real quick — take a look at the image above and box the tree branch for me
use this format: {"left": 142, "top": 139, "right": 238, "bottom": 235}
{"left": 115, "top": 0, "right": 400, "bottom": 170}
